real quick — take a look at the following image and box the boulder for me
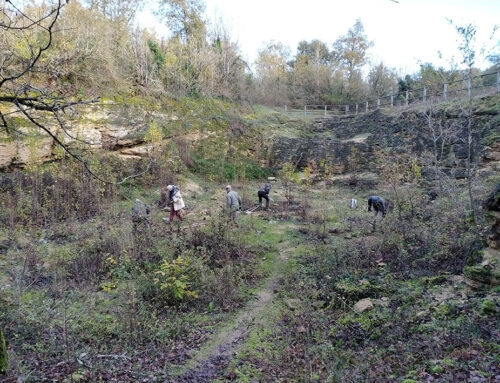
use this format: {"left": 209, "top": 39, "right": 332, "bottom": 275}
{"left": 374, "top": 297, "right": 390, "bottom": 308}
{"left": 119, "top": 144, "right": 152, "bottom": 156}
{"left": 466, "top": 185, "right": 500, "bottom": 288}
{"left": 464, "top": 262, "right": 499, "bottom": 287}
{"left": 353, "top": 298, "right": 374, "bottom": 313}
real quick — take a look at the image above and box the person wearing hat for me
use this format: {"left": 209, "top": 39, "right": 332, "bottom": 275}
{"left": 225, "top": 185, "right": 242, "bottom": 221}
{"left": 161, "top": 184, "right": 185, "bottom": 222}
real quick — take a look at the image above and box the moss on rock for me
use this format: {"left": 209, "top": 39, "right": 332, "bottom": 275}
{"left": 464, "top": 265, "right": 495, "bottom": 285}
{"left": 422, "top": 275, "right": 448, "bottom": 286}
{"left": 479, "top": 299, "right": 497, "bottom": 315}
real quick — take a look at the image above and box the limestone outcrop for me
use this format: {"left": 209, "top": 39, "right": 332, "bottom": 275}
{"left": 465, "top": 184, "right": 500, "bottom": 288}
{"left": 0, "top": 101, "right": 173, "bottom": 168}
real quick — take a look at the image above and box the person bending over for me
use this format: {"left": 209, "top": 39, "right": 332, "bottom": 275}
{"left": 368, "top": 195, "right": 389, "bottom": 217}
{"left": 258, "top": 183, "right": 272, "bottom": 209}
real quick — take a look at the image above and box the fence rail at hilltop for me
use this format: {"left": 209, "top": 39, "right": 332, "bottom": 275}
{"left": 281, "top": 71, "right": 500, "bottom": 118}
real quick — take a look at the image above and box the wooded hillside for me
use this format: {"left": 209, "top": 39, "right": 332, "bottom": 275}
{"left": 0, "top": 1, "right": 499, "bottom": 382}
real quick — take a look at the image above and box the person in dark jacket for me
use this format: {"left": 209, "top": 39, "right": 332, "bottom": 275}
{"left": 368, "top": 195, "right": 389, "bottom": 217}
{"left": 258, "top": 183, "right": 272, "bottom": 209}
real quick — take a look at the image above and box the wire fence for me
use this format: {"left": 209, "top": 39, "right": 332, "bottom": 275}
{"left": 281, "top": 71, "right": 500, "bottom": 118}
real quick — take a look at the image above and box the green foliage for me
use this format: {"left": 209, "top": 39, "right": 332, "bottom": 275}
{"left": 422, "top": 275, "right": 447, "bottom": 286}
{"left": 479, "top": 299, "right": 496, "bottom": 315}
{"left": 333, "top": 278, "right": 381, "bottom": 302}
{"left": 486, "top": 129, "right": 500, "bottom": 146}
{"left": 464, "top": 265, "right": 494, "bottom": 284}
{"left": 434, "top": 303, "right": 452, "bottom": 318}
{"left": 280, "top": 162, "right": 300, "bottom": 185}
{"left": 154, "top": 256, "right": 199, "bottom": 303}
{"left": 193, "top": 156, "right": 271, "bottom": 181}
{"left": 144, "top": 120, "right": 165, "bottom": 144}
{"left": 147, "top": 39, "right": 165, "bottom": 69}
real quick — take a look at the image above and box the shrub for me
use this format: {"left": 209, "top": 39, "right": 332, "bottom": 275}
{"left": 187, "top": 215, "right": 253, "bottom": 268}
{"left": 154, "top": 256, "right": 199, "bottom": 303}
{"left": 193, "top": 156, "right": 270, "bottom": 181}
{"left": 479, "top": 299, "right": 496, "bottom": 315}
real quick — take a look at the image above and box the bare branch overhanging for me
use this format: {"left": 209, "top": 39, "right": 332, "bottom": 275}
{"left": 0, "top": 0, "right": 154, "bottom": 185}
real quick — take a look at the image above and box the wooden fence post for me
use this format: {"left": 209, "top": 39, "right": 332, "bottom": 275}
{"left": 376, "top": 99, "right": 380, "bottom": 108}
{"left": 324, "top": 105, "right": 327, "bottom": 117}
{"left": 423, "top": 86, "right": 426, "bottom": 102}
{"left": 285, "top": 105, "right": 287, "bottom": 113}
{"left": 345, "top": 105, "right": 349, "bottom": 115}
{"left": 443, "top": 83, "right": 447, "bottom": 101}
{"left": 467, "top": 78, "right": 471, "bottom": 98}
{"left": 355, "top": 103, "right": 358, "bottom": 115}
{"left": 365, "top": 101, "right": 369, "bottom": 113}
{"left": 304, "top": 105, "right": 307, "bottom": 116}
{"left": 405, "top": 90, "right": 409, "bottom": 105}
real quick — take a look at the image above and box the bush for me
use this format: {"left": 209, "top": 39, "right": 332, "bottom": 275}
{"left": 193, "top": 156, "right": 271, "bottom": 181}
{"left": 377, "top": 194, "right": 480, "bottom": 276}
{"left": 479, "top": 299, "right": 496, "bottom": 315}
{"left": 154, "top": 256, "right": 199, "bottom": 303}
{"left": 138, "top": 215, "right": 257, "bottom": 311}
{"left": 187, "top": 216, "right": 253, "bottom": 268}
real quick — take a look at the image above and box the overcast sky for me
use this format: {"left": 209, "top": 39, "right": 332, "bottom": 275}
{"left": 137, "top": 0, "right": 499, "bottom": 76}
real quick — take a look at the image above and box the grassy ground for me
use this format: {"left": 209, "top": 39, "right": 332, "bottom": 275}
{"left": 0, "top": 167, "right": 498, "bottom": 382}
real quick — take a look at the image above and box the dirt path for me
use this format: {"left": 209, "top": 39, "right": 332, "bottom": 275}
{"left": 168, "top": 223, "right": 295, "bottom": 383}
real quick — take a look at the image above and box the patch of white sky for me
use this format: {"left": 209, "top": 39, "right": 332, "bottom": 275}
{"left": 136, "top": 0, "right": 499, "bottom": 76}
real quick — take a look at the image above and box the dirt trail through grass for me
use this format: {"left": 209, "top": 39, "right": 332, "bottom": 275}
{"left": 169, "top": 222, "right": 296, "bottom": 383}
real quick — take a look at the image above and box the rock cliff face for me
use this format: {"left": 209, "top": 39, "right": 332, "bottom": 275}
{"left": 0, "top": 138, "right": 55, "bottom": 168}
{"left": 1, "top": 95, "right": 499, "bottom": 175}
{"left": 465, "top": 184, "right": 500, "bottom": 288}
{"left": 0, "top": 101, "right": 175, "bottom": 168}
{"left": 270, "top": 95, "right": 500, "bottom": 179}
{"left": 484, "top": 184, "right": 500, "bottom": 251}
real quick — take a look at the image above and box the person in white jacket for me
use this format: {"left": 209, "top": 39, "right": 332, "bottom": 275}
{"left": 162, "top": 185, "right": 185, "bottom": 222}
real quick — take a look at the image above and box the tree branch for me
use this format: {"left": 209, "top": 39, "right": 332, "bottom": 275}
{"left": 0, "top": 0, "right": 63, "bottom": 87}
{"left": 0, "top": 1, "right": 154, "bottom": 186}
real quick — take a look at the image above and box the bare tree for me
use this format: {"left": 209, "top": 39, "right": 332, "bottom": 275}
{"left": 422, "top": 100, "right": 453, "bottom": 194}
{"left": 454, "top": 23, "right": 483, "bottom": 223}
{"left": 85, "top": 0, "right": 143, "bottom": 23}
{"left": 332, "top": 19, "right": 373, "bottom": 99}
{"left": 157, "top": 0, "right": 206, "bottom": 44}
{"left": 368, "top": 62, "right": 398, "bottom": 98}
